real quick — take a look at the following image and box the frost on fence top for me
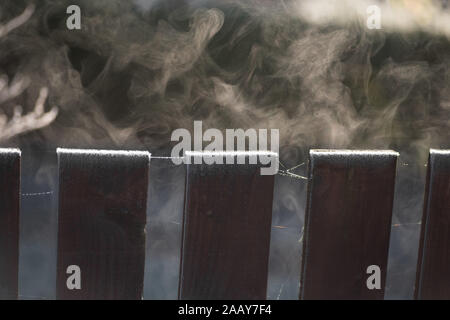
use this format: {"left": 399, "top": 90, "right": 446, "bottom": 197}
{"left": 430, "top": 149, "right": 450, "bottom": 156}
{"left": 56, "top": 148, "right": 151, "bottom": 159}
{"left": 309, "top": 149, "right": 399, "bottom": 167}
{"left": 310, "top": 149, "right": 399, "bottom": 157}
{"left": 0, "top": 148, "right": 21, "bottom": 155}
{"left": 184, "top": 150, "right": 279, "bottom": 175}
{"left": 429, "top": 149, "right": 450, "bottom": 173}
{"left": 185, "top": 150, "right": 279, "bottom": 157}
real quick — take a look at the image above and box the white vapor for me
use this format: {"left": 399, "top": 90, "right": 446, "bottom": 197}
{"left": 291, "top": 0, "right": 450, "bottom": 38}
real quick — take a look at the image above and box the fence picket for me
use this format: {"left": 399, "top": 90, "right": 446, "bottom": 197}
{"left": 0, "top": 149, "right": 20, "bottom": 300}
{"left": 56, "top": 149, "right": 150, "bottom": 300}
{"left": 415, "top": 149, "right": 450, "bottom": 299}
{"left": 300, "top": 150, "right": 398, "bottom": 299}
{"left": 178, "top": 153, "right": 276, "bottom": 299}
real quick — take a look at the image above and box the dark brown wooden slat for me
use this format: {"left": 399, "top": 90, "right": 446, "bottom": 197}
{"left": 0, "top": 149, "right": 20, "bottom": 300}
{"left": 179, "top": 152, "right": 276, "bottom": 300}
{"left": 415, "top": 149, "right": 450, "bottom": 300}
{"left": 56, "top": 149, "right": 150, "bottom": 300}
{"left": 300, "top": 150, "right": 398, "bottom": 300}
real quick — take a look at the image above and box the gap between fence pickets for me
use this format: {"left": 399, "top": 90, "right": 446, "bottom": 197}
{"left": 0, "top": 150, "right": 52, "bottom": 198}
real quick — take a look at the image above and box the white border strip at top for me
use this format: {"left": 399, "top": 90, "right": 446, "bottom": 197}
{"left": 0, "top": 148, "right": 21, "bottom": 155}
{"left": 310, "top": 149, "right": 399, "bottom": 156}
{"left": 57, "top": 148, "right": 151, "bottom": 158}
{"left": 185, "top": 151, "right": 279, "bottom": 157}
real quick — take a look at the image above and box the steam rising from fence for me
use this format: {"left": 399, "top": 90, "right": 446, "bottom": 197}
{"left": 0, "top": 0, "right": 449, "bottom": 299}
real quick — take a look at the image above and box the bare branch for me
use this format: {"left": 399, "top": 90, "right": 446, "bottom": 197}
{"left": 0, "top": 75, "right": 29, "bottom": 104}
{"left": 0, "top": 4, "right": 59, "bottom": 142}
{"left": 0, "top": 87, "right": 58, "bottom": 142}
{"left": 0, "top": 4, "right": 34, "bottom": 38}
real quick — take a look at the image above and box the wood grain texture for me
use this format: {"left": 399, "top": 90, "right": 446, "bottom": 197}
{"left": 415, "top": 150, "right": 450, "bottom": 300}
{"left": 179, "top": 158, "right": 275, "bottom": 300}
{"left": 300, "top": 150, "right": 398, "bottom": 300}
{"left": 0, "top": 149, "right": 20, "bottom": 300}
{"left": 56, "top": 149, "right": 150, "bottom": 300}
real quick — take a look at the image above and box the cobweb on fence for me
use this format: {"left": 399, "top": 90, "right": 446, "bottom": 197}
{"left": 277, "top": 160, "right": 307, "bottom": 180}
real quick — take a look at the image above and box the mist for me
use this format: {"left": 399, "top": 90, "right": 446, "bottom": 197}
{"left": 0, "top": 0, "right": 449, "bottom": 299}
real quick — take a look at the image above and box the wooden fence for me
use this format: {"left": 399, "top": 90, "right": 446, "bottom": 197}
{"left": 0, "top": 147, "right": 449, "bottom": 300}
